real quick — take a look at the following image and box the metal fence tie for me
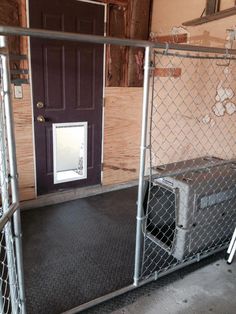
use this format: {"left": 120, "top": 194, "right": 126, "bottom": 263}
{"left": 136, "top": 216, "right": 146, "bottom": 221}
{"left": 164, "top": 43, "right": 169, "bottom": 55}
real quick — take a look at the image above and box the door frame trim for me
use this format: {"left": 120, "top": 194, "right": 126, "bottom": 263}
{"left": 26, "top": 0, "right": 37, "bottom": 198}
{"left": 27, "top": 0, "right": 107, "bottom": 197}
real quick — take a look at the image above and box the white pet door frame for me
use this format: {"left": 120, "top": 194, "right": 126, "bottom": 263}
{"left": 53, "top": 122, "right": 88, "bottom": 184}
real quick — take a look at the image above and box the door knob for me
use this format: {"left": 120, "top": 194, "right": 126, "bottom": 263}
{"left": 37, "top": 115, "right": 45, "bottom": 123}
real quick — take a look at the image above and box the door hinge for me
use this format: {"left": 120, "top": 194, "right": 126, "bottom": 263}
{"left": 103, "top": 97, "right": 105, "bottom": 108}
{"left": 101, "top": 162, "right": 104, "bottom": 171}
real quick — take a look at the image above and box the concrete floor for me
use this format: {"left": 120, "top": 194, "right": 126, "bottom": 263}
{"left": 86, "top": 256, "right": 236, "bottom": 314}
{"left": 112, "top": 259, "right": 236, "bottom": 314}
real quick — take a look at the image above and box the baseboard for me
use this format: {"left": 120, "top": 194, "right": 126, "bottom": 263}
{"left": 20, "top": 180, "right": 138, "bottom": 210}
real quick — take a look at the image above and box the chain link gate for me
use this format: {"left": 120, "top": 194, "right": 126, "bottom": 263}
{"left": 0, "top": 37, "right": 26, "bottom": 314}
{"left": 136, "top": 47, "right": 236, "bottom": 283}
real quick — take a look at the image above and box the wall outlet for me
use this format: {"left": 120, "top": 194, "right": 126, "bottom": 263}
{"left": 14, "top": 85, "right": 23, "bottom": 99}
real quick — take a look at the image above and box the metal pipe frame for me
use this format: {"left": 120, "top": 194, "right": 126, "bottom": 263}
{"left": 154, "top": 50, "right": 236, "bottom": 60}
{"left": 1, "top": 36, "right": 26, "bottom": 314}
{"left": 0, "top": 203, "right": 19, "bottom": 231}
{"left": 63, "top": 244, "right": 227, "bottom": 313}
{"left": 0, "top": 23, "right": 234, "bottom": 313}
{"left": 1, "top": 51, "right": 19, "bottom": 314}
{"left": 134, "top": 46, "right": 151, "bottom": 286}
{"left": 227, "top": 227, "right": 236, "bottom": 263}
{"left": 0, "top": 25, "right": 236, "bottom": 55}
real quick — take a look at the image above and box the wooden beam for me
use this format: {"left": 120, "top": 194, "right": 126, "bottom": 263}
{"left": 106, "top": 3, "right": 129, "bottom": 87}
{"left": 183, "top": 6, "right": 236, "bottom": 26}
{"left": 127, "top": 0, "right": 152, "bottom": 87}
{"left": 150, "top": 33, "right": 188, "bottom": 44}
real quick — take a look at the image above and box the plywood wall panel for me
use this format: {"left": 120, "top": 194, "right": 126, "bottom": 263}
{"left": 103, "top": 87, "right": 143, "bottom": 185}
{"left": 12, "top": 84, "right": 36, "bottom": 201}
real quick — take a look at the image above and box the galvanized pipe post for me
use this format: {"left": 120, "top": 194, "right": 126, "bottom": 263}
{"left": 0, "top": 36, "right": 19, "bottom": 314}
{"left": 133, "top": 46, "right": 151, "bottom": 286}
{"left": 1, "top": 35, "right": 26, "bottom": 314}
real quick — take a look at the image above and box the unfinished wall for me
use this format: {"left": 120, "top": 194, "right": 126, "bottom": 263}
{"left": 151, "top": 0, "right": 236, "bottom": 166}
{"left": 12, "top": 84, "right": 35, "bottom": 200}
{"left": 0, "top": 0, "right": 35, "bottom": 201}
{"left": 152, "top": 0, "right": 236, "bottom": 48}
{"left": 0, "top": 0, "right": 145, "bottom": 198}
{"left": 103, "top": 87, "right": 142, "bottom": 185}
{"left": 2, "top": 0, "right": 236, "bottom": 199}
{"left": 102, "top": 0, "right": 150, "bottom": 185}
{"left": 151, "top": 54, "right": 236, "bottom": 166}
{"left": 105, "top": 0, "right": 151, "bottom": 87}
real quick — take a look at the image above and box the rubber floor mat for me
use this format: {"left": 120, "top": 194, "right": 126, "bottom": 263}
{"left": 21, "top": 187, "right": 137, "bottom": 314}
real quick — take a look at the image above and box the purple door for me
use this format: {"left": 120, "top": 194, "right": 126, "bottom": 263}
{"left": 29, "top": 0, "right": 104, "bottom": 195}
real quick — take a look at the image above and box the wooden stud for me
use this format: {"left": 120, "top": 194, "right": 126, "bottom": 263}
{"left": 127, "top": 0, "right": 152, "bottom": 87}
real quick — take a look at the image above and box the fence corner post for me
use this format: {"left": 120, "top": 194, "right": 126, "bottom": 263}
{"left": 1, "top": 35, "right": 26, "bottom": 314}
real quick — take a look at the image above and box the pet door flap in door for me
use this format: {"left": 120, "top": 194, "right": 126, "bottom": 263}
{"left": 53, "top": 122, "right": 87, "bottom": 184}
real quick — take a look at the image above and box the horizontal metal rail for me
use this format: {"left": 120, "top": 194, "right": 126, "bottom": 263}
{"left": 152, "top": 158, "right": 236, "bottom": 180}
{"left": 62, "top": 244, "right": 226, "bottom": 314}
{"left": 0, "top": 202, "right": 19, "bottom": 231}
{"left": 0, "top": 26, "right": 236, "bottom": 55}
{"left": 155, "top": 50, "right": 236, "bottom": 60}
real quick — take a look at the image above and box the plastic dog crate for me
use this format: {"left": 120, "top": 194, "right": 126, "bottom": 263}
{"left": 144, "top": 157, "right": 236, "bottom": 260}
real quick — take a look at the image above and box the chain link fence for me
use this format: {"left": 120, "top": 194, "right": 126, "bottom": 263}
{"left": 0, "top": 54, "right": 22, "bottom": 314}
{"left": 140, "top": 48, "right": 236, "bottom": 281}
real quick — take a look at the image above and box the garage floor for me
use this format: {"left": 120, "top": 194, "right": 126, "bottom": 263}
{"left": 86, "top": 257, "right": 236, "bottom": 314}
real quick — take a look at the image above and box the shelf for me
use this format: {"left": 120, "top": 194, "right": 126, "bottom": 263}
{"left": 183, "top": 6, "right": 236, "bottom": 26}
